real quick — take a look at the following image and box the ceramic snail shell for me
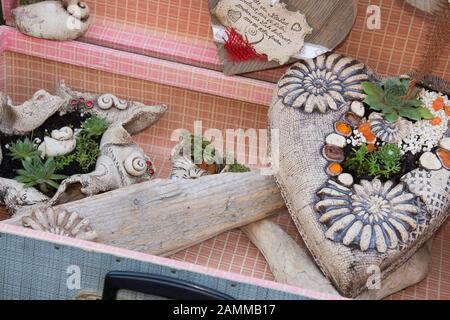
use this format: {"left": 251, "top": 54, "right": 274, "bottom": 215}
{"left": 51, "top": 126, "right": 74, "bottom": 141}
{"left": 12, "top": 1, "right": 92, "bottom": 41}
{"left": 97, "top": 94, "right": 129, "bottom": 110}
{"left": 64, "top": 0, "right": 90, "bottom": 20}
{"left": 38, "top": 127, "right": 77, "bottom": 158}
{"left": 123, "top": 152, "right": 147, "bottom": 177}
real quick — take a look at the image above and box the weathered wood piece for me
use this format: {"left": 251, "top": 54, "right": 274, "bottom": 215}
{"left": 241, "top": 219, "right": 338, "bottom": 295}
{"left": 5, "top": 172, "right": 285, "bottom": 256}
{"left": 405, "top": 0, "right": 445, "bottom": 13}
{"left": 243, "top": 219, "right": 433, "bottom": 300}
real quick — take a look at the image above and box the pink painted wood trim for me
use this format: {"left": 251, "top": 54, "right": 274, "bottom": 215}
{"left": 1, "top": 0, "right": 223, "bottom": 71}
{"left": 1, "top": 0, "right": 17, "bottom": 25}
{"left": 0, "top": 26, "right": 275, "bottom": 106}
{"left": 0, "top": 223, "right": 346, "bottom": 300}
{"left": 80, "top": 20, "right": 222, "bottom": 71}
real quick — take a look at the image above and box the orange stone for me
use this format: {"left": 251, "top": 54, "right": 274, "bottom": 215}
{"left": 327, "top": 162, "right": 343, "bottom": 176}
{"left": 430, "top": 117, "right": 442, "bottom": 126}
{"left": 358, "top": 122, "right": 376, "bottom": 143}
{"left": 432, "top": 97, "right": 445, "bottom": 111}
{"left": 367, "top": 143, "right": 377, "bottom": 152}
{"left": 437, "top": 148, "right": 450, "bottom": 170}
{"left": 335, "top": 121, "right": 352, "bottom": 137}
{"left": 198, "top": 162, "right": 217, "bottom": 174}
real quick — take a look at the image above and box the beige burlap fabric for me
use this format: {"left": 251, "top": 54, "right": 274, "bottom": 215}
{"left": 269, "top": 54, "right": 450, "bottom": 297}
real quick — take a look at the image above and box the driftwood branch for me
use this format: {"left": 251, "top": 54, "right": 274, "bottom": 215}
{"left": 243, "top": 219, "right": 433, "bottom": 300}
{"left": 5, "top": 172, "right": 285, "bottom": 256}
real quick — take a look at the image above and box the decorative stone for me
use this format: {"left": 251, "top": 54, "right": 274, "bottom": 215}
{"left": 277, "top": 54, "right": 368, "bottom": 113}
{"left": 12, "top": 0, "right": 91, "bottom": 41}
{"left": 351, "top": 101, "right": 365, "bottom": 117}
{"left": 337, "top": 173, "right": 354, "bottom": 186}
{"left": 326, "top": 163, "right": 343, "bottom": 176}
{"left": 439, "top": 137, "right": 450, "bottom": 151}
{"left": 22, "top": 207, "right": 97, "bottom": 241}
{"left": 325, "top": 133, "right": 347, "bottom": 148}
{"left": 419, "top": 152, "right": 442, "bottom": 170}
{"left": 316, "top": 179, "right": 419, "bottom": 253}
{"left": 322, "top": 145, "right": 345, "bottom": 162}
{"left": 369, "top": 112, "right": 411, "bottom": 144}
{"left": 436, "top": 148, "right": 450, "bottom": 170}
{"left": 171, "top": 156, "right": 209, "bottom": 179}
{"left": 343, "top": 112, "right": 363, "bottom": 127}
{"left": 334, "top": 121, "right": 352, "bottom": 137}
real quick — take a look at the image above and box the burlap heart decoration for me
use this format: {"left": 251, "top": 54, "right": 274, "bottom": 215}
{"left": 269, "top": 53, "right": 450, "bottom": 297}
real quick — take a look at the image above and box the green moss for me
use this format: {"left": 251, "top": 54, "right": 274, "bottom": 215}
{"left": 227, "top": 163, "right": 251, "bottom": 173}
{"left": 54, "top": 153, "right": 76, "bottom": 171}
{"left": 343, "top": 143, "right": 402, "bottom": 180}
{"left": 74, "top": 131, "right": 100, "bottom": 172}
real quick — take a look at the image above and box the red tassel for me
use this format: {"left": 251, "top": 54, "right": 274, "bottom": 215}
{"left": 223, "top": 28, "right": 267, "bottom": 62}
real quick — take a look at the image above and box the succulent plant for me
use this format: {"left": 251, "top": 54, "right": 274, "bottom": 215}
{"left": 8, "top": 137, "right": 41, "bottom": 161}
{"left": 15, "top": 157, "right": 67, "bottom": 194}
{"left": 343, "top": 143, "right": 402, "bottom": 180}
{"left": 362, "top": 77, "right": 433, "bottom": 123}
{"left": 81, "top": 115, "right": 109, "bottom": 139}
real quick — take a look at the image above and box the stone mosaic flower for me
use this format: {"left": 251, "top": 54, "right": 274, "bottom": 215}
{"left": 315, "top": 179, "right": 419, "bottom": 253}
{"left": 171, "top": 156, "right": 209, "bottom": 179}
{"left": 278, "top": 54, "right": 368, "bottom": 113}
{"left": 22, "top": 207, "right": 98, "bottom": 241}
{"left": 369, "top": 112, "right": 411, "bottom": 144}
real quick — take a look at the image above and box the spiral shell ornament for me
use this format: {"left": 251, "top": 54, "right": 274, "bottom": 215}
{"left": 22, "top": 207, "right": 98, "bottom": 241}
{"left": 124, "top": 152, "right": 148, "bottom": 177}
{"left": 369, "top": 112, "right": 411, "bottom": 144}
{"left": 315, "top": 179, "right": 420, "bottom": 253}
{"left": 64, "top": 0, "right": 90, "bottom": 20}
{"left": 97, "top": 94, "right": 128, "bottom": 110}
{"left": 278, "top": 54, "right": 368, "bottom": 113}
{"left": 51, "top": 127, "right": 74, "bottom": 141}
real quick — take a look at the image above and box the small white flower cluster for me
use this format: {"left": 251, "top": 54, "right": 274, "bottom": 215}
{"left": 399, "top": 89, "right": 449, "bottom": 155}
{"left": 347, "top": 129, "right": 367, "bottom": 147}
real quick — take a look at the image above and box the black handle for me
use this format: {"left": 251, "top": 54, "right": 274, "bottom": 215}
{"left": 102, "top": 271, "right": 234, "bottom": 300}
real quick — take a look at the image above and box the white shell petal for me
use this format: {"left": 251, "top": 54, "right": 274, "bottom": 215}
{"left": 320, "top": 208, "right": 352, "bottom": 223}
{"left": 374, "top": 224, "right": 387, "bottom": 253}
{"left": 342, "top": 220, "right": 363, "bottom": 245}
{"left": 388, "top": 218, "right": 409, "bottom": 242}
{"left": 325, "top": 215, "right": 355, "bottom": 240}
{"left": 359, "top": 224, "right": 372, "bottom": 251}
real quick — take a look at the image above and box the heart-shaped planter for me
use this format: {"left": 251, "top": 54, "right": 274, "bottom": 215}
{"left": 269, "top": 53, "right": 450, "bottom": 297}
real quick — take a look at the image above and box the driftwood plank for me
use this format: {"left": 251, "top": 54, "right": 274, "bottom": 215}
{"left": 242, "top": 219, "right": 338, "bottom": 295}
{"left": 243, "top": 219, "right": 433, "bottom": 299}
{"left": 6, "top": 172, "right": 285, "bottom": 256}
